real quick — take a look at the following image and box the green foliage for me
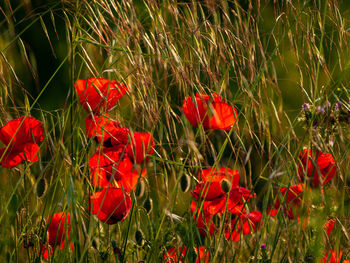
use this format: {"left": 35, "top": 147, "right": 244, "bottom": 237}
{"left": 0, "top": 0, "right": 349, "bottom": 262}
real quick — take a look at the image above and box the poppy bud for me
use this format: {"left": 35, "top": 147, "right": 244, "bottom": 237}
{"left": 221, "top": 179, "right": 231, "bottom": 193}
{"left": 135, "top": 230, "right": 144, "bottom": 247}
{"left": 135, "top": 181, "right": 145, "bottom": 198}
{"left": 36, "top": 178, "right": 47, "bottom": 198}
{"left": 180, "top": 174, "right": 191, "bottom": 192}
{"left": 143, "top": 197, "right": 153, "bottom": 214}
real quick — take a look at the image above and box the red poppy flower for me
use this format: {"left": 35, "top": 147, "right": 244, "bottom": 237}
{"left": 75, "top": 77, "right": 128, "bottom": 113}
{"left": 195, "top": 247, "right": 209, "bottom": 263}
{"left": 190, "top": 200, "right": 215, "bottom": 237}
{"left": 41, "top": 244, "right": 52, "bottom": 260}
{"left": 163, "top": 247, "right": 187, "bottom": 263}
{"left": 163, "top": 246, "right": 209, "bottom": 263}
{"left": 183, "top": 93, "right": 238, "bottom": 130}
{"left": 126, "top": 132, "right": 155, "bottom": 164}
{"left": 193, "top": 186, "right": 253, "bottom": 216}
{"left": 192, "top": 168, "right": 239, "bottom": 200}
{"left": 323, "top": 250, "right": 350, "bottom": 263}
{"left": 298, "top": 148, "right": 337, "bottom": 187}
{"left": 89, "top": 146, "right": 144, "bottom": 191}
{"left": 46, "top": 212, "right": 71, "bottom": 248}
{"left": 269, "top": 184, "right": 305, "bottom": 220}
{"left": 324, "top": 218, "right": 336, "bottom": 236}
{"left": 225, "top": 211, "right": 262, "bottom": 241}
{"left": 0, "top": 116, "right": 43, "bottom": 168}
{"left": 227, "top": 187, "right": 255, "bottom": 215}
{"left": 85, "top": 114, "right": 129, "bottom": 146}
{"left": 90, "top": 187, "right": 132, "bottom": 224}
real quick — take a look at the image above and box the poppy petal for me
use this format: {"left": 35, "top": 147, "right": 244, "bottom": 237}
{"left": 90, "top": 187, "right": 132, "bottom": 224}
{"left": 0, "top": 143, "right": 40, "bottom": 168}
{"left": 75, "top": 77, "right": 128, "bottom": 113}
{"left": 126, "top": 132, "right": 155, "bottom": 163}
{"left": 208, "top": 102, "right": 237, "bottom": 130}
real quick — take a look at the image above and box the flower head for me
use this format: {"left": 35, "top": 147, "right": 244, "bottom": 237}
{"left": 85, "top": 114, "right": 129, "bottom": 146}
{"left": 0, "top": 116, "right": 43, "bottom": 168}
{"left": 89, "top": 146, "right": 144, "bottom": 190}
{"left": 163, "top": 246, "right": 209, "bottom": 263}
{"left": 298, "top": 148, "right": 337, "bottom": 187}
{"left": 191, "top": 168, "right": 253, "bottom": 215}
{"left": 323, "top": 250, "right": 350, "bottom": 263}
{"left": 126, "top": 132, "right": 155, "bottom": 164}
{"left": 75, "top": 77, "right": 128, "bottom": 113}
{"left": 269, "top": 184, "right": 305, "bottom": 220}
{"left": 90, "top": 187, "right": 132, "bottom": 224}
{"left": 225, "top": 211, "right": 262, "bottom": 241}
{"left": 183, "top": 93, "right": 238, "bottom": 130}
{"left": 46, "top": 212, "right": 71, "bottom": 249}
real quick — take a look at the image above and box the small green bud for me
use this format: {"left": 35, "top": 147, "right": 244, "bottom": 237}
{"left": 135, "top": 181, "right": 145, "bottom": 198}
{"left": 143, "top": 197, "right": 153, "bottom": 214}
{"left": 221, "top": 179, "right": 231, "bottom": 193}
{"left": 135, "top": 230, "right": 144, "bottom": 247}
{"left": 36, "top": 178, "right": 47, "bottom": 198}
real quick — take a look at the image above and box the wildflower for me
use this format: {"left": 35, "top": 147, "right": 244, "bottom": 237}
{"left": 324, "top": 218, "right": 336, "bottom": 236}
{"left": 85, "top": 114, "right": 129, "bottom": 146}
{"left": 89, "top": 146, "right": 144, "bottom": 190}
{"left": 302, "top": 103, "right": 310, "bottom": 111}
{"left": 192, "top": 168, "right": 239, "bottom": 201}
{"left": 323, "top": 250, "right": 350, "bottom": 263}
{"left": 183, "top": 93, "right": 238, "bottom": 130}
{"left": 335, "top": 102, "right": 341, "bottom": 111}
{"left": 163, "top": 247, "right": 187, "bottom": 263}
{"left": 46, "top": 212, "right": 71, "bottom": 249}
{"left": 0, "top": 116, "right": 43, "bottom": 168}
{"left": 41, "top": 245, "right": 52, "bottom": 260}
{"left": 190, "top": 201, "right": 215, "bottom": 237}
{"left": 163, "top": 246, "right": 209, "bottom": 263}
{"left": 191, "top": 168, "right": 253, "bottom": 215}
{"left": 126, "top": 132, "right": 155, "bottom": 164}
{"left": 298, "top": 148, "right": 337, "bottom": 187}
{"left": 225, "top": 211, "right": 262, "bottom": 241}
{"left": 90, "top": 187, "right": 132, "bottom": 224}
{"left": 269, "top": 184, "right": 305, "bottom": 220}
{"left": 75, "top": 77, "right": 128, "bottom": 113}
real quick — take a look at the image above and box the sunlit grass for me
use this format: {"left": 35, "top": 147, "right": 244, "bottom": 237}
{"left": 0, "top": 0, "right": 349, "bottom": 262}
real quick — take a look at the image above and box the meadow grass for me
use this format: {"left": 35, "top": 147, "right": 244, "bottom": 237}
{"left": 0, "top": 0, "right": 349, "bottom": 262}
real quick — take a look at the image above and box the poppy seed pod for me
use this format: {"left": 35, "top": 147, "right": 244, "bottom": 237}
{"left": 36, "top": 178, "right": 47, "bottom": 198}
{"left": 143, "top": 197, "right": 153, "bottom": 214}
{"left": 180, "top": 174, "right": 191, "bottom": 192}
{"left": 135, "top": 229, "right": 144, "bottom": 247}
{"left": 135, "top": 181, "right": 145, "bottom": 198}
